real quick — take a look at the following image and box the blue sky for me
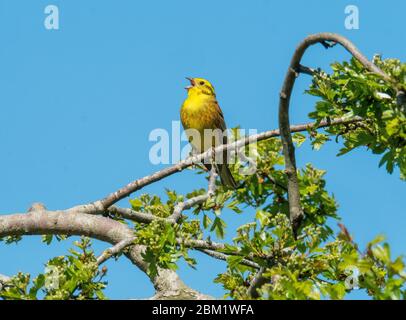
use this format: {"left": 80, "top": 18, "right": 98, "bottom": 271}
{"left": 0, "top": 0, "right": 404, "bottom": 299}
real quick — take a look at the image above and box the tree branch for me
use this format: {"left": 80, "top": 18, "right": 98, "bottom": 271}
{"left": 247, "top": 266, "right": 267, "bottom": 298}
{"left": 105, "top": 166, "right": 218, "bottom": 226}
{"left": 278, "top": 33, "right": 394, "bottom": 237}
{"left": 196, "top": 249, "right": 260, "bottom": 269}
{"left": 0, "top": 209, "right": 212, "bottom": 299}
{"left": 178, "top": 239, "right": 227, "bottom": 251}
{"left": 106, "top": 206, "right": 159, "bottom": 224}
{"left": 72, "top": 116, "right": 362, "bottom": 216}
{"left": 96, "top": 237, "right": 136, "bottom": 265}
{"left": 297, "top": 64, "right": 316, "bottom": 76}
{"left": 169, "top": 164, "right": 217, "bottom": 223}
{"left": 179, "top": 239, "right": 262, "bottom": 270}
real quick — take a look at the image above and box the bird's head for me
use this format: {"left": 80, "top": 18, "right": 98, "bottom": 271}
{"left": 185, "top": 77, "right": 216, "bottom": 97}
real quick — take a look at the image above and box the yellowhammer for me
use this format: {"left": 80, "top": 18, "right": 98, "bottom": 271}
{"left": 180, "top": 77, "right": 237, "bottom": 188}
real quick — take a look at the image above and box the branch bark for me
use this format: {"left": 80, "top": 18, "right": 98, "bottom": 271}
{"left": 247, "top": 266, "right": 267, "bottom": 298}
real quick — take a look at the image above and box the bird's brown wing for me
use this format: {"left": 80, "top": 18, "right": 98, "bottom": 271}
{"left": 209, "top": 100, "right": 238, "bottom": 189}
{"left": 212, "top": 100, "right": 226, "bottom": 132}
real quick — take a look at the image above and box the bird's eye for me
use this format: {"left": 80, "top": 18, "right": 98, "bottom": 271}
{"left": 199, "top": 81, "right": 205, "bottom": 85}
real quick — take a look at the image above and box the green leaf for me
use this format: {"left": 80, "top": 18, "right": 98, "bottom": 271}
{"left": 210, "top": 217, "right": 226, "bottom": 239}
{"left": 226, "top": 255, "right": 244, "bottom": 269}
{"left": 129, "top": 198, "right": 143, "bottom": 210}
{"left": 255, "top": 210, "right": 270, "bottom": 227}
{"left": 203, "top": 214, "right": 212, "bottom": 229}
{"left": 292, "top": 133, "right": 306, "bottom": 147}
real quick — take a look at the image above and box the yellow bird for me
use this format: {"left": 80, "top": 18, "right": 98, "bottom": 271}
{"left": 180, "top": 77, "right": 237, "bottom": 189}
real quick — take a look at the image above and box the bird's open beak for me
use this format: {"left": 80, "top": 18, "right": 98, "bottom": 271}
{"left": 185, "top": 77, "right": 195, "bottom": 90}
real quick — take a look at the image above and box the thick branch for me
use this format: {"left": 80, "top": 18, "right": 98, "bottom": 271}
{"left": 0, "top": 210, "right": 211, "bottom": 299}
{"left": 278, "top": 33, "right": 394, "bottom": 236}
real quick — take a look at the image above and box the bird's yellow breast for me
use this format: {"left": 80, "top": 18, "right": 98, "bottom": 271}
{"left": 180, "top": 94, "right": 219, "bottom": 132}
{"left": 180, "top": 93, "right": 224, "bottom": 153}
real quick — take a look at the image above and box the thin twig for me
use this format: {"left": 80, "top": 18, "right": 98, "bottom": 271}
{"left": 178, "top": 239, "right": 226, "bottom": 251}
{"left": 169, "top": 163, "right": 218, "bottom": 223}
{"left": 96, "top": 237, "right": 136, "bottom": 265}
{"left": 298, "top": 64, "right": 316, "bottom": 76}
{"left": 107, "top": 206, "right": 158, "bottom": 224}
{"left": 179, "top": 238, "right": 262, "bottom": 268}
{"left": 196, "top": 249, "right": 260, "bottom": 269}
{"left": 97, "top": 164, "right": 218, "bottom": 225}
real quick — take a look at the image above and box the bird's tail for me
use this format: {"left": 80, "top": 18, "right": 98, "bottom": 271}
{"left": 217, "top": 163, "right": 238, "bottom": 189}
